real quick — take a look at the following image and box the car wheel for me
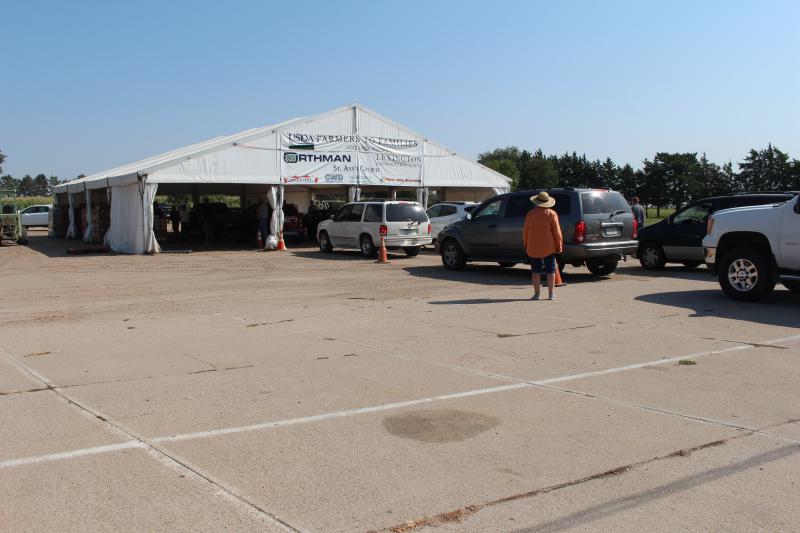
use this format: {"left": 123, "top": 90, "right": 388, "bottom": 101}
{"left": 404, "top": 246, "right": 421, "bottom": 257}
{"left": 718, "top": 247, "right": 775, "bottom": 301}
{"left": 360, "top": 235, "right": 376, "bottom": 258}
{"left": 497, "top": 262, "right": 517, "bottom": 268}
{"left": 639, "top": 243, "right": 666, "bottom": 270}
{"left": 440, "top": 239, "right": 466, "bottom": 270}
{"left": 318, "top": 231, "right": 333, "bottom": 253}
{"left": 682, "top": 261, "right": 702, "bottom": 269}
{"left": 586, "top": 259, "right": 618, "bottom": 276}
{"left": 783, "top": 280, "right": 800, "bottom": 292}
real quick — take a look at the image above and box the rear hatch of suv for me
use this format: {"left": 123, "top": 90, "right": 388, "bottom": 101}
{"left": 385, "top": 202, "right": 430, "bottom": 239}
{"left": 578, "top": 190, "right": 635, "bottom": 243}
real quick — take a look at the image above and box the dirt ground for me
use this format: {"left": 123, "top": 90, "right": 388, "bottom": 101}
{"left": 2, "top": 229, "right": 799, "bottom": 532}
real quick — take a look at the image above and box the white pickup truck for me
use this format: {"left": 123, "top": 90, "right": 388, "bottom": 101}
{"left": 703, "top": 194, "right": 800, "bottom": 301}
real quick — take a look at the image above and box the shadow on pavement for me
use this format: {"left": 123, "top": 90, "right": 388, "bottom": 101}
{"left": 635, "top": 288, "right": 800, "bottom": 328}
{"left": 428, "top": 297, "right": 529, "bottom": 305}
{"left": 404, "top": 264, "right": 604, "bottom": 286}
{"left": 292, "top": 250, "right": 419, "bottom": 262}
{"left": 618, "top": 264, "right": 713, "bottom": 283}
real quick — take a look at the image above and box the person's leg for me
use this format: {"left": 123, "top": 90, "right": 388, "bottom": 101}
{"left": 531, "top": 258, "right": 543, "bottom": 298}
{"left": 544, "top": 254, "right": 557, "bottom": 299}
{"left": 259, "top": 219, "right": 269, "bottom": 243}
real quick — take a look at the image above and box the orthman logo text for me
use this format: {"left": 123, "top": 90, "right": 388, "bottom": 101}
{"left": 284, "top": 152, "right": 352, "bottom": 164}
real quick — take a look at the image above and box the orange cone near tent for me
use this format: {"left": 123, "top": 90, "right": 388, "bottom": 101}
{"left": 276, "top": 233, "right": 287, "bottom": 251}
{"left": 376, "top": 236, "right": 389, "bottom": 264}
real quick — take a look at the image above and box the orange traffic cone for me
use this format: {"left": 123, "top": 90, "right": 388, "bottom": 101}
{"left": 276, "top": 233, "right": 287, "bottom": 251}
{"left": 376, "top": 236, "right": 389, "bottom": 264}
{"left": 555, "top": 267, "right": 567, "bottom": 287}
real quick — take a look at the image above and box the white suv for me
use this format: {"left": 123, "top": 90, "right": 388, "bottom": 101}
{"left": 317, "top": 201, "right": 433, "bottom": 258}
{"left": 703, "top": 194, "right": 800, "bottom": 301}
{"left": 426, "top": 202, "right": 478, "bottom": 242}
{"left": 19, "top": 204, "right": 52, "bottom": 227}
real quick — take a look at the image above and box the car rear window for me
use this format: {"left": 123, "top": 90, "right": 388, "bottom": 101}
{"left": 504, "top": 193, "right": 572, "bottom": 218}
{"left": 386, "top": 203, "right": 427, "bottom": 222}
{"left": 580, "top": 191, "right": 630, "bottom": 215}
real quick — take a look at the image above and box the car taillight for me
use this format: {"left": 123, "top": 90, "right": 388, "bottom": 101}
{"left": 427, "top": 224, "right": 432, "bottom": 234}
{"left": 574, "top": 220, "right": 586, "bottom": 243}
{"left": 707, "top": 216, "right": 714, "bottom": 235}
{"left": 379, "top": 224, "right": 388, "bottom": 236}
{"left": 632, "top": 219, "right": 638, "bottom": 239}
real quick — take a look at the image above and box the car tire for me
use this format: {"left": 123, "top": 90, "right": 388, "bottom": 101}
{"left": 318, "top": 231, "right": 333, "bottom": 253}
{"left": 404, "top": 246, "right": 421, "bottom": 257}
{"left": 586, "top": 259, "right": 618, "bottom": 277}
{"left": 497, "top": 262, "right": 517, "bottom": 268}
{"left": 782, "top": 280, "right": 800, "bottom": 292}
{"left": 441, "top": 239, "right": 466, "bottom": 271}
{"left": 682, "top": 261, "right": 702, "bottom": 269}
{"left": 639, "top": 243, "right": 666, "bottom": 270}
{"left": 360, "top": 235, "right": 376, "bottom": 258}
{"left": 718, "top": 247, "right": 775, "bottom": 302}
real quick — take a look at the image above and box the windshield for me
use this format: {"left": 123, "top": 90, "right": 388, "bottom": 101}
{"left": 580, "top": 191, "right": 630, "bottom": 215}
{"left": 386, "top": 203, "right": 427, "bottom": 222}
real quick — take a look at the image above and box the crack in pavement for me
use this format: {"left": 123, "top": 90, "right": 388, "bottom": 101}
{"left": 373, "top": 431, "right": 797, "bottom": 533}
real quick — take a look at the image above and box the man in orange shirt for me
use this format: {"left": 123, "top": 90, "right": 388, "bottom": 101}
{"left": 522, "top": 191, "right": 563, "bottom": 300}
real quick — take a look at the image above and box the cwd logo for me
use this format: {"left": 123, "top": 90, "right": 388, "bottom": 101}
{"left": 283, "top": 152, "right": 299, "bottom": 163}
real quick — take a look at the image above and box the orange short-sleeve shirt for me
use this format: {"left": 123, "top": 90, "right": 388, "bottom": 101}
{"left": 522, "top": 207, "right": 563, "bottom": 258}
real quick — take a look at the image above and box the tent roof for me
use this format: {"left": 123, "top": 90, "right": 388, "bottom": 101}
{"left": 54, "top": 104, "right": 510, "bottom": 193}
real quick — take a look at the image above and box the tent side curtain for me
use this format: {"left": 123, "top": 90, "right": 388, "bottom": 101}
{"left": 106, "top": 181, "right": 160, "bottom": 254}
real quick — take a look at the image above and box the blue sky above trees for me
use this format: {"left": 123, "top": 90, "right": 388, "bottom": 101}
{"left": 2, "top": 0, "right": 799, "bottom": 179}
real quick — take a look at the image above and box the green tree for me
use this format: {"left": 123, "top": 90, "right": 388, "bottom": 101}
{"left": 617, "top": 164, "right": 638, "bottom": 199}
{"left": 517, "top": 149, "right": 558, "bottom": 190}
{"left": 0, "top": 149, "right": 6, "bottom": 174}
{"left": 738, "top": 144, "right": 792, "bottom": 191}
{"left": 48, "top": 175, "right": 60, "bottom": 190}
{"left": 478, "top": 147, "right": 522, "bottom": 188}
{"left": 1, "top": 174, "right": 19, "bottom": 192}
{"left": 720, "top": 161, "right": 743, "bottom": 193}
{"left": 18, "top": 175, "right": 34, "bottom": 196}
{"left": 698, "top": 154, "right": 725, "bottom": 197}
{"left": 598, "top": 157, "right": 620, "bottom": 190}
{"left": 33, "top": 174, "right": 50, "bottom": 196}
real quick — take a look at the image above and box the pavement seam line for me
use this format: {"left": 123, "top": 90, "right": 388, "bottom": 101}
{"left": 372, "top": 430, "right": 797, "bottom": 533}
{"left": 0, "top": 347, "right": 302, "bottom": 533}
{"left": 3, "top": 333, "right": 799, "bottom": 468}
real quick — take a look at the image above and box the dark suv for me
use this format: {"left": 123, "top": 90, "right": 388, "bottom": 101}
{"left": 436, "top": 188, "right": 638, "bottom": 276}
{"left": 636, "top": 192, "right": 797, "bottom": 269}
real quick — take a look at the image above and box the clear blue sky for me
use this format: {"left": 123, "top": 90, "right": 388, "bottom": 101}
{"left": 2, "top": 0, "right": 799, "bottom": 180}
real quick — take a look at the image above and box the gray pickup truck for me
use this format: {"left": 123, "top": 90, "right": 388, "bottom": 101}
{"left": 436, "top": 188, "right": 639, "bottom": 276}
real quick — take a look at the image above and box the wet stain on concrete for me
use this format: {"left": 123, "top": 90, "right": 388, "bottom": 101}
{"left": 382, "top": 409, "right": 499, "bottom": 443}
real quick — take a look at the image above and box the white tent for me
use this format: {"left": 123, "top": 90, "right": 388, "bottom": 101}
{"left": 54, "top": 104, "right": 510, "bottom": 253}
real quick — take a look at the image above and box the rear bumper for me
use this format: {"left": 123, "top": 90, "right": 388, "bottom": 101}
{"left": 385, "top": 237, "right": 432, "bottom": 248}
{"left": 564, "top": 240, "right": 638, "bottom": 261}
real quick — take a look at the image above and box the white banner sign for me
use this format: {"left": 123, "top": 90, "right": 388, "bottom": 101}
{"left": 280, "top": 133, "right": 422, "bottom": 186}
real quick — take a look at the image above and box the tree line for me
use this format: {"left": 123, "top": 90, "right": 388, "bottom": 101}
{"left": 478, "top": 144, "right": 800, "bottom": 214}
{"left": 0, "top": 148, "right": 85, "bottom": 197}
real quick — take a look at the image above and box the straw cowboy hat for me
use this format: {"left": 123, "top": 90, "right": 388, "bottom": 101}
{"left": 530, "top": 191, "right": 556, "bottom": 208}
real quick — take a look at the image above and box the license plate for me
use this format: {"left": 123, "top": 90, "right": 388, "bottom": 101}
{"left": 399, "top": 228, "right": 418, "bottom": 235}
{"left": 603, "top": 227, "right": 621, "bottom": 237}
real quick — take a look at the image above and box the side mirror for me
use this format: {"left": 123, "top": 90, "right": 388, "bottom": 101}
{"left": 330, "top": 214, "right": 335, "bottom": 220}
{"left": 465, "top": 212, "right": 473, "bottom": 221}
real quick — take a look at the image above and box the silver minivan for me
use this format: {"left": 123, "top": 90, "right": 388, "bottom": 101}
{"left": 317, "top": 201, "right": 433, "bottom": 258}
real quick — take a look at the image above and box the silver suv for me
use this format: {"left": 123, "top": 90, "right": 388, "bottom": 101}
{"left": 436, "top": 188, "right": 638, "bottom": 275}
{"left": 317, "top": 201, "right": 433, "bottom": 258}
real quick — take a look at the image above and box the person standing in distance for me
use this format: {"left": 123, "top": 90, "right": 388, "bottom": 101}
{"left": 631, "top": 196, "right": 646, "bottom": 228}
{"left": 523, "top": 191, "right": 563, "bottom": 300}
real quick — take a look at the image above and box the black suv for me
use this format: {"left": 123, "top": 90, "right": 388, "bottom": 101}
{"left": 636, "top": 192, "right": 797, "bottom": 269}
{"left": 436, "top": 188, "right": 638, "bottom": 276}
